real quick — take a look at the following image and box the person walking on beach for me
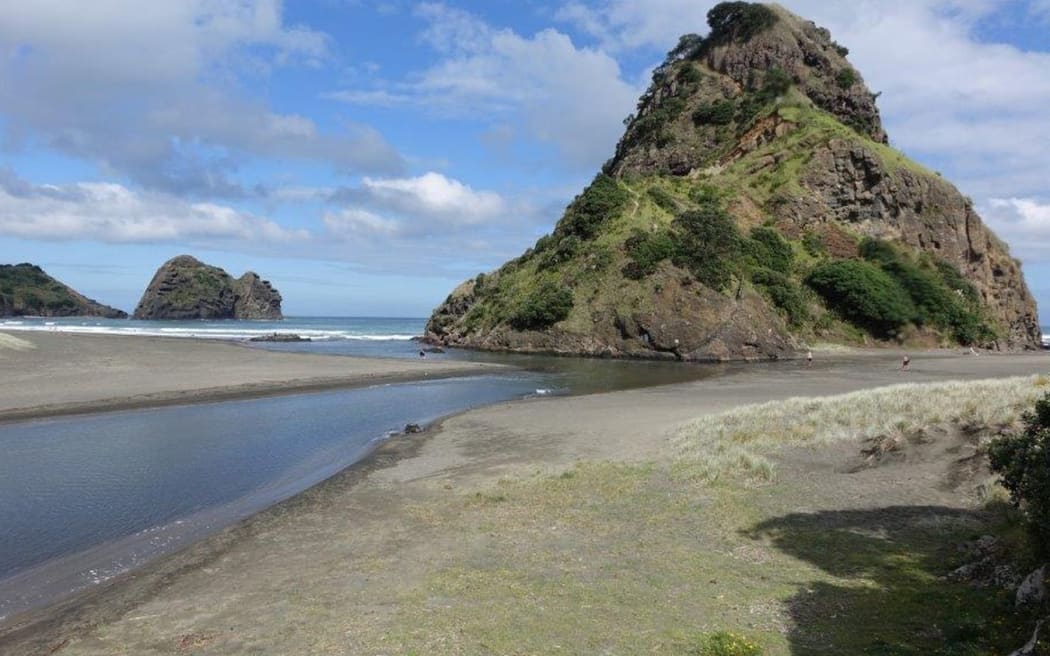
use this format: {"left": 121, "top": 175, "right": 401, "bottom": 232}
{"left": 900, "top": 354, "right": 910, "bottom": 372}
{"left": 419, "top": 349, "right": 426, "bottom": 359}
{"left": 806, "top": 350, "right": 813, "bottom": 366}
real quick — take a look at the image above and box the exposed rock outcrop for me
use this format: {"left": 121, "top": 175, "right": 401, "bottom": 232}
{"left": 0, "top": 263, "right": 127, "bottom": 318}
{"left": 133, "top": 255, "right": 283, "bottom": 320}
{"left": 425, "top": 2, "right": 1040, "bottom": 360}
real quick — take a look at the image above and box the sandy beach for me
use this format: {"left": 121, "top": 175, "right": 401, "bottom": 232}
{"left": 1, "top": 336, "right": 1047, "bottom": 654}
{"left": 0, "top": 331, "right": 502, "bottom": 422}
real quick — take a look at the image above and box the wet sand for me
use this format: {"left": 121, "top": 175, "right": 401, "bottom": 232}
{"left": 1, "top": 347, "right": 1046, "bottom": 654}
{"left": 0, "top": 331, "right": 502, "bottom": 422}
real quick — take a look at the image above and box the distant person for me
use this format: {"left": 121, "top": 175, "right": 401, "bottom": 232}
{"left": 901, "top": 354, "right": 910, "bottom": 372}
{"left": 806, "top": 350, "right": 813, "bottom": 366}
{"left": 419, "top": 349, "right": 426, "bottom": 359}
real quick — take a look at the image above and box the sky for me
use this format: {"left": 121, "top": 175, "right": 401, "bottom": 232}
{"left": 0, "top": 0, "right": 1047, "bottom": 320}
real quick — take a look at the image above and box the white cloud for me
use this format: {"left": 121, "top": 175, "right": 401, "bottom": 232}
{"left": 0, "top": 0, "right": 404, "bottom": 195}
{"left": 323, "top": 208, "right": 400, "bottom": 237}
{"left": 0, "top": 171, "right": 307, "bottom": 244}
{"left": 983, "top": 198, "right": 1050, "bottom": 262}
{"left": 361, "top": 172, "right": 505, "bottom": 223}
{"left": 328, "top": 3, "right": 642, "bottom": 170}
{"left": 325, "top": 171, "right": 509, "bottom": 238}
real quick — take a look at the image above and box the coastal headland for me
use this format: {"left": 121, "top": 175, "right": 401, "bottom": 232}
{"left": 1, "top": 329, "right": 1047, "bottom": 654}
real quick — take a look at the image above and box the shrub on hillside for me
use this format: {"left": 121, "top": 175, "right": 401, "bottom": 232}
{"left": 761, "top": 68, "right": 792, "bottom": 98}
{"left": 536, "top": 235, "right": 582, "bottom": 270}
{"left": 751, "top": 268, "right": 807, "bottom": 326}
{"left": 806, "top": 259, "right": 915, "bottom": 337}
{"left": 623, "top": 229, "right": 676, "bottom": 280}
{"left": 509, "top": 281, "right": 574, "bottom": 330}
{"left": 745, "top": 226, "right": 793, "bottom": 273}
{"left": 707, "top": 2, "right": 778, "bottom": 43}
{"left": 647, "top": 186, "right": 681, "bottom": 213}
{"left": 692, "top": 100, "right": 736, "bottom": 126}
{"left": 988, "top": 392, "right": 1050, "bottom": 557}
{"left": 672, "top": 202, "right": 743, "bottom": 291}
{"left": 836, "top": 67, "right": 857, "bottom": 89}
{"left": 557, "top": 174, "right": 629, "bottom": 239}
{"left": 859, "top": 238, "right": 994, "bottom": 344}
{"left": 801, "top": 230, "right": 826, "bottom": 257}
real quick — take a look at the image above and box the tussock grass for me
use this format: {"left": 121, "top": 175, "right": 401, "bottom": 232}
{"left": 673, "top": 375, "right": 1048, "bottom": 484}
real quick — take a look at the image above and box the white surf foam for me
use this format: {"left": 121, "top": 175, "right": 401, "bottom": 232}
{"left": 0, "top": 322, "right": 416, "bottom": 342}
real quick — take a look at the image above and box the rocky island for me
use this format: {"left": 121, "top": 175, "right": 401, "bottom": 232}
{"left": 0, "top": 263, "right": 127, "bottom": 318}
{"left": 426, "top": 3, "right": 1040, "bottom": 361}
{"left": 133, "top": 255, "right": 283, "bottom": 320}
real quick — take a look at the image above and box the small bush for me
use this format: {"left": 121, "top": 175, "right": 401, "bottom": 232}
{"left": 988, "top": 392, "right": 1050, "bottom": 557}
{"left": 677, "top": 65, "right": 703, "bottom": 85}
{"left": 692, "top": 100, "right": 736, "bottom": 126}
{"left": 537, "top": 235, "right": 581, "bottom": 269}
{"left": 509, "top": 282, "right": 574, "bottom": 330}
{"left": 532, "top": 234, "right": 554, "bottom": 254}
{"left": 647, "top": 186, "right": 680, "bottom": 213}
{"left": 806, "top": 259, "right": 915, "bottom": 337}
{"left": 672, "top": 202, "right": 743, "bottom": 291}
{"left": 556, "top": 174, "right": 629, "bottom": 239}
{"left": 667, "top": 33, "right": 705, "bottom": 61}
{"left": 836, "top": 67, "right": 857, "bottom": 89}
{"left": 706, "top": 2, "right": 778, "bottom": 43}
{"left": 751, "top": 268, "right": 808, "bottom": 326}
{"left": 762, "top": 68, "right": 792, "bottom": 98}
{"left": 802, "top": 230, "right": 826, "bottom": 257}
{"left": 934, "top": 259, "right": 980, "bottom": 304}
{"left": 693, "top": 630, "right": 762, "bottom": 656}
{"left": 623, "top": 229, "right": 676, "bottom": 280}
{"left": 745, "top": 226, "right": 793, "bottom": 273}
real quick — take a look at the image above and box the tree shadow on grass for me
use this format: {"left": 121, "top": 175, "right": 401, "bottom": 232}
{"left": 747, "top": 505, "right": 1042, "bottom": 655}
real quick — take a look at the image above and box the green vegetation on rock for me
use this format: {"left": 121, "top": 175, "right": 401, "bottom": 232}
{"left": 806, "top": 259, "right": 915, "bottom": 338}
{"left": 705, "top": 2, "right": 778, "bottom": 44}
{"left": 556, "top": 174, "right": 630, "bottom": 239}
{"left": 425, "top": 2, "right": 1040, "bottom": 359}
{"left": 671, "top": 202, "right": 743, "bottom": 291}
{"left": 0, "top": 263, "right": 126, "bottom": 318}
{"left": 508, "top": 281, "right": 574, "bottom": 330}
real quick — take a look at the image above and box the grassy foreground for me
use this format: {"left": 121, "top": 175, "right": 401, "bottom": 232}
{"left": 359, "top": 376, "right": 1048, "bottom": 655}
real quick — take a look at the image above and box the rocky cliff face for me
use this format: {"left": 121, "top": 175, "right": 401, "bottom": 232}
{"left": 426, "top": 2, "right": 1040, "bottom": 360}
{"left": 0, "top": 263, "right": 127, "bottom": 318}
{"left": 133, "top": 255, "right": 282, "bottom": 320}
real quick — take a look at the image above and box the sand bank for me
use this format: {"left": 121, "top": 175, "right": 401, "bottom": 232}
{"left": 1, "top": 348, "right": 1048, "bottom": 654}
{"left": 0, "top": 331, "right": 502, "bottom": 422}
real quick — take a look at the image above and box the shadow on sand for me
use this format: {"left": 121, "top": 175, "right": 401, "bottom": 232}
{"left": 747, "top": 505, "right": 1042, "bottom": 655}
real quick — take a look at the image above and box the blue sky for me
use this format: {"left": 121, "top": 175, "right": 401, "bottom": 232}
{"left": 0, "top": 0, "right": 1048, "bottom": 320}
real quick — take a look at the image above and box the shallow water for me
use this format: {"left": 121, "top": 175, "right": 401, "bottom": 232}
{"left": 0, "top": 373, "right": 554, "bottom": 621}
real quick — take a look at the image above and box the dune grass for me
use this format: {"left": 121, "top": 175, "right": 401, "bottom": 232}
{"left": 672, "top": 375, "right": 1049, "bottom": 484}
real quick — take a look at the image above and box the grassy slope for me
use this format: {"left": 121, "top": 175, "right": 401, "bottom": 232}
{"left": 457, "top": 87, "right": 984, "bottom": 349}
{"left": 353, "top": 376, "right": 1050, "bottom": 655}
{"left": 0, "top": 264, "right": 110, "bottom": 316}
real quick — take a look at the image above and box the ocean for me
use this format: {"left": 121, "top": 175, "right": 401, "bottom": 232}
{"left": 0, "top": 316, "right": 427, "bottom": 358}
